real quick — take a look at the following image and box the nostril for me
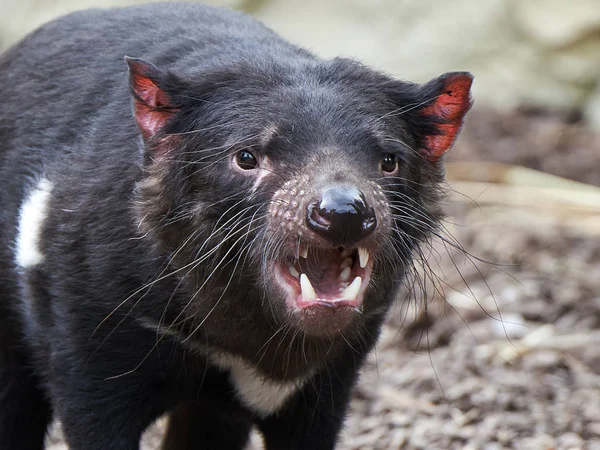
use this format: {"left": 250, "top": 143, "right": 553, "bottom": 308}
{"left": 363, "top": 216, "right": 376, "bottom": 232}
{"left": 307, "top": 201, "right": 331, "bottom": 230}
{"left": 305, "top": 184, "right": 377, "bottom": 247}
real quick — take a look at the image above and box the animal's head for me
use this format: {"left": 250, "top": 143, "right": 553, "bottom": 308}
{"left": 127, "top": 55, "right": 472, "bottom": 339}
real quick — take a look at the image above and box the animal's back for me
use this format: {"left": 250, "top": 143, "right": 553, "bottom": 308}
{"left": 0, "top": 2, "right": 292, "bottom": 176}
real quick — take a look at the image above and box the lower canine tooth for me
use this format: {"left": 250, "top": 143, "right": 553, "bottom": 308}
{"left": 340, "top": 276, "right": 362, "bottom": 301}
{"left": 300, "top": 273, "right": 317, "bottom": 301}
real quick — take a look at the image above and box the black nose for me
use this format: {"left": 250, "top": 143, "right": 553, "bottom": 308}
{"left": 306, "top": 184, "right": 377, "bottom": 247}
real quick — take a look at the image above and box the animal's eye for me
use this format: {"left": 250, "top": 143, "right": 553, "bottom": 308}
{"left": 380, "top": 154, "right": 398, "bottom": 174}
{"left": 235, "top": 150, "right": 258, "bottom": 170}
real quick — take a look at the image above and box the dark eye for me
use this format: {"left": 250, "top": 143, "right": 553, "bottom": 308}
{"left": 235, "top": 150, "right": 258, "bottom": 170}
{"left": 380, "top": 154, "right": 398, "bottom": 174}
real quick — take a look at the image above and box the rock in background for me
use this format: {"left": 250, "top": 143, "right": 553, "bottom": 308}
{"left": 1, "top": 0, "right": 600, "bottom": 127}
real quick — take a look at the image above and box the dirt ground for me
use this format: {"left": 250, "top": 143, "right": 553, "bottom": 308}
{"left": 46, "top": 108, "right": 600, "bottom": 449}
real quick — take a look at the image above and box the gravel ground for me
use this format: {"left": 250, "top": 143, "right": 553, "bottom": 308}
{"left": 47, "top": 109, "right": 600, "bottom": 449}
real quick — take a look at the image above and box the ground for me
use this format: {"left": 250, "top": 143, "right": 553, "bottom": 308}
{"left": 47, "top": 108, "right": 600, "bottom": 449}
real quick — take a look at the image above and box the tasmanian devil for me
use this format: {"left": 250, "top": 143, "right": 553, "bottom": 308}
{"left": 0, "top": 2, "right": 473, "bottom": 449}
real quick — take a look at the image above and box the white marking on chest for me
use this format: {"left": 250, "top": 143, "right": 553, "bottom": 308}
{"left": 209, "top": 352, "right": 308, "bottom": 417}
{"left": 137, "top": 318, "right": 309, "bottom": 416}
{"left": 15, "top": 178, "right": 53, "bottom": 268}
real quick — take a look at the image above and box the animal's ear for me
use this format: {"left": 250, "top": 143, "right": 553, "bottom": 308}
{"left": 125, "top": 57, "right": 179, "bottom": 140}
{"left": 417, "top": 72, "right": 473, "bottom": 163}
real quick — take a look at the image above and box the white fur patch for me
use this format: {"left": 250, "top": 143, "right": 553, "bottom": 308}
{"left": 137, "top": 318, "right": 308, "bottom": 416}
{"left": 15, "top": 178, "right": 53, "bottom": 268}
{"left": 209, "top": 352, "right": 308, "bottom": 417}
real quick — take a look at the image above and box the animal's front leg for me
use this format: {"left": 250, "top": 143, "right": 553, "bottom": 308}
{"left": 258, "top": 361, "right": 358, "bottom": 450}
{"left": 161, "top": 400, "right": 253, "bottom": 450}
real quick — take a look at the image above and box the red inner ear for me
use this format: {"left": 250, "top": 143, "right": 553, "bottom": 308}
{"left": 420, "top": 73, "right": 473, "bottom": 162}
{"left": 127, "top": 59, "right": 178, "bottom": 140}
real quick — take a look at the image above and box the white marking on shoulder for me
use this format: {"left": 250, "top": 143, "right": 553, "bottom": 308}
{"left": 136, "top": 318, "right": 309, "bottom": 416}
{"left": 209, "top": 352, "right": 308, "bottom": 417}
{"left": 15, "top": 178, "right": 53, "bottom": 268}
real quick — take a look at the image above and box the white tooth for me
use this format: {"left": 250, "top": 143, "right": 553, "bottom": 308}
{"left": 340, "top": 248, "right": 352, "bottom": 258}
{"left": 340, "top": 266, "right": 351, "bottom": 282}
{"left": 299, "top": 245, "right": 308, "bottom": 259}
{"left": 340, "top": 258, "right": 352, "bottom": 269}
{"left": 340, "top": 276, "right": 362, "bottom": 301}
{"left": 300, "top": 273, "right": 317, "bottom": 301}
{"left": 288, "top": 265, "right": 300, "bottom": 279}
{"left": 358, "top": 248, "right": 369, "bottom": 269}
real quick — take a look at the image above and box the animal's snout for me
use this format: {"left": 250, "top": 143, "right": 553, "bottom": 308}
{"left": 306, "top": 184, "right": 376, "bottom": 247}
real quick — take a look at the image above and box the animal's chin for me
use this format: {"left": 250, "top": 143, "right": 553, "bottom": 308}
{"left": 271, "top": 245, "right": 373, "bottom": 337}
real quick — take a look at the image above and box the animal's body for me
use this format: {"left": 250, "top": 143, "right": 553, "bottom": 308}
{"left": 0, "top": 3, "right": 472, "bottom": 449}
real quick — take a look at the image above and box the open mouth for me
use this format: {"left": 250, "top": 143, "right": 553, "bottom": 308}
{"left": 274, "top": 244, "right": 373, "bottom": 310}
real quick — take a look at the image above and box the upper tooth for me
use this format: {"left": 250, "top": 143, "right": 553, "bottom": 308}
{"left": 358, "top": 248, "right": 369, "bottom": 268}
{"left": 300, "top": 273, "right": 317, "bottom": 301}
{"left": 340, "top": 266, "right": 351, "bottom": 282}
{"left": 288, "top": 264, "right": 300, "bottom": 279}
{"left": 299, "top": 245, "right": 308, "bottom": 259}
{"left": 340, "top": 276, "right": 362, "bottom": 301}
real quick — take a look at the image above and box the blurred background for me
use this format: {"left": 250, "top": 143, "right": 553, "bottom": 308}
{"left": 1, "top": 1, "right": 599, "bottom": 449}
{"left": 2, "top": 0, "right": 600, "bottom": 127}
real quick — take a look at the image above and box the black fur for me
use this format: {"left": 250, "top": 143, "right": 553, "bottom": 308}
{"left": 0, "top": 3, "right": 472, "bottom": 449}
